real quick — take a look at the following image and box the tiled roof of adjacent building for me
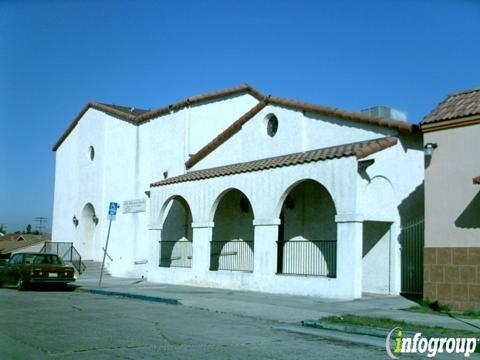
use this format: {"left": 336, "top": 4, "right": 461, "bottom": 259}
{"left": 0, "top": 235, "right": 50, "bottom": 254}
{"left": 53, "top": 84, "right": 418, "bottom": 152}
{"left": 0, "top": 233, "right": 19, "bottom": 242}
{"left": 152, "top": 137, "right": 397, "bottom": 187}
{"left": 422, "top": 88, "right": 480, "bottom": 125}
{"left": 473, "top": 176, "right": 480, "bottom": 185}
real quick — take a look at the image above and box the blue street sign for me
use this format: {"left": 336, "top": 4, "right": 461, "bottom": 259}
{"left": 108, "top": 202, "right": 119, "bottom": 216}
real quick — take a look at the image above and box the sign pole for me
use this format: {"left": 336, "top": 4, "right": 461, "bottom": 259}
{"left": 98, "top": 218, "right": 112, "bottom": 288}
{"left": 99, "top": 202, "right": 119, "bottom": 288}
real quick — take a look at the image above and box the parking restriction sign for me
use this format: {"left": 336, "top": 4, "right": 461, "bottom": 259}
{"left": 108, "top": 202, "right": 119, "bottom": 220}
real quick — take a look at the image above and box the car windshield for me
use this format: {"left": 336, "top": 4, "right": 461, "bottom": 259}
{"left": 24, "top": 254, "right": 63, "bottom": 265}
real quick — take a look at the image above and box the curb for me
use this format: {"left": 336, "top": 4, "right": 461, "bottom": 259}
{"left": 274, "top": 325, "right": 388, "bottom": 349}
{"left": 302, "top": 320, "right": 417, "bottom": 338}
{"left": 80, "top": 288, "right": 179, "bottom": 305}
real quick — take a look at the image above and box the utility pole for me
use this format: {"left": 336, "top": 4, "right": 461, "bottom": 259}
{"left": 34, "top": 217, "right": 48, "bottom": 234}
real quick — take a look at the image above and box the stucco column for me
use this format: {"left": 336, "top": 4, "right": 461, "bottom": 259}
{"left": 336, "top": 214, "right": 363, "bottom": 299}
{"left": 192, "top": 222, "right": 214, "bottom": 275}
{"left": 253, "top": 219, "right": 280, "bottom": 280}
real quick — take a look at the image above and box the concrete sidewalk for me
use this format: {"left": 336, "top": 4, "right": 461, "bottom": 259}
{"left": 76, "top": 276, "right": 480, "bottom": 331}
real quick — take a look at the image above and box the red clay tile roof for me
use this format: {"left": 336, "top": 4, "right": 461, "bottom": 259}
{"left": 422, "top": 88, "right": 480, "bottom": 125}
{"left": 54, "top": 84, "right": 418, "bottom": 152}
{"left": 52, "top": 84, "right": 262, "bottom": 151}
{"left": 152, "top": 137, "right": 397, "bottom": 187}
{"left": 268, "top": 96, "right": 415, "bottom": 133}
{"left": 98, "top": 103, "right": 150, "bottom": 117}
{"left": 185, "top": 95, "right": 416, "bottom": 169}
{"left": 185, "top": 99, "right": 269, "bottom": 169}
{"left": 52, "top": 102, "right": 139, "bottom": 151}
{"left": 473, "top": 176, "right": 480, "bottom": 185}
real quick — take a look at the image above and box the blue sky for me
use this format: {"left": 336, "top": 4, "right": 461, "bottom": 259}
{"left": 0, "top": 0, "right": 479, "bottom": 233}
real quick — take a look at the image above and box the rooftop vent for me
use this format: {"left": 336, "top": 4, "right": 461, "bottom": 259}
{"left": 361, "top": 106, "right": 407, "bottom": 122}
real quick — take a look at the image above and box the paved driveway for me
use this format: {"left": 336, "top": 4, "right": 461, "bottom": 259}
{"left": 0, "top": 287, "right": 389, "bottom": 359}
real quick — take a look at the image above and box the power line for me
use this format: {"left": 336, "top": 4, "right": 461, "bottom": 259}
{"left": 34, "top": 217, "right": 48, "bottom": 234}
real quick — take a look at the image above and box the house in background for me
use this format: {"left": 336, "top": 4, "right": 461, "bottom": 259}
{"left": 0, "top": 234, "right": 51, "bottom": 259}
{"left": 421, "top": 88, "right": 480, "bottom": 310}
{"left": 52, "top": 84, "right": 424, "bottom": 299}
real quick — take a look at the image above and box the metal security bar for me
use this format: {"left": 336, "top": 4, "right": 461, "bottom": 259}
{"left": 277, "top": 240, "right": 336, "bottom": 277}
{"left": 210, "top": 240, "right": 254, "bottom": 272}
{"left": 159, "top": 240, "right": 192, "bottom": 268}
{"left": 40, "top": 242, "right": 86, "bottom": 274}
{"left": 400, "top": 218, "right": 424, "bottom": 296}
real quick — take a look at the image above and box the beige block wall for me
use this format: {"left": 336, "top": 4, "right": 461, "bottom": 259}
{"left": 424, "top": 123, "right": 480, "bottom": 248}
{"left": 424, "top": 122, "right": 480, "bottom": 310}
{"left": 424, "top": 247, "right": 480, "bottom": 310}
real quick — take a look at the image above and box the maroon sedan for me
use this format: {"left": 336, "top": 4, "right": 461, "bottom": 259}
{"left": 0, "top": 252, "right": 76, "bottom": 290}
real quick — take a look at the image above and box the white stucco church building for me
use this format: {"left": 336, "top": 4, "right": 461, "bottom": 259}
{"left": 52, "top": 84, "right": 424, "bottom": 299}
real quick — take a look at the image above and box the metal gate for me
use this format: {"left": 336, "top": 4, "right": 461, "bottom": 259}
{"left": 400, "top": 218, "right": 424, "bottom": 296}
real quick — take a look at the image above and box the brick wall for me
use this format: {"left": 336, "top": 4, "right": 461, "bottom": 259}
{"left": 424, "top": 247, "right": 480, "bottom": 311}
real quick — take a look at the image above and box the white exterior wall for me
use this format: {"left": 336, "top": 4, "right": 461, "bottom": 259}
{"left": 148, "top": 157, "right": 364, "bottom": 299}
{"left": 187, "top": 94, "right": 259, "bottom": 156}
{"left": 52, "top": 94, "right": 259, "bottom": 278}
{"left": 148, "top": 138, "right": 423, "bottom": 298}
{"left": 357, "top": 135, "right": 424, "bottom": 294}
{"left": 101, "top": 117, "right": 148, "bottom": 277}
{"left": 193, "top": 104, "right": 397, "bottom": 170}
{"left": 52, "top": 109, "right": 107, "bottom": 262}
{"left": 52, "top": 92, "right": 424, "bottom": 299}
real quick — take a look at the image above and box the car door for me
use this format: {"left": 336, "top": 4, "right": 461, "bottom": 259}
{"left": 0, "top": 259, "right": 9, "bottom": 284}
{"left": 4, "top": 254, "right": 22, "bottom": 284}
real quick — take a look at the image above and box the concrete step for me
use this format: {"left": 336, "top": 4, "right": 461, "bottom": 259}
{"left": 78, "top": 261, "right": 111, "bottom": 278}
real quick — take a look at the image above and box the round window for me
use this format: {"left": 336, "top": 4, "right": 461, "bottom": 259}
{"left": 88, "top": 146, "right": 95, "bottom": 161}
{"left": 266, "top": 114, "right": 278, "bottom": 137}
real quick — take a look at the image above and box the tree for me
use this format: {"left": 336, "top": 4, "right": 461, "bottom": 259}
{"left": 26, "top": 224, "right": 32, "bottom": 234}
{"left": 0, "top": 224, "right": 6, "bottom": 234}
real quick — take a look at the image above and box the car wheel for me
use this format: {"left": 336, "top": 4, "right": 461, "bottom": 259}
{"left": 16, "top": 278, "right": 26, "bottom": 291}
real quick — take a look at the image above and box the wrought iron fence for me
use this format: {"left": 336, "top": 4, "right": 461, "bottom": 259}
{"left": 400, "top": 218, "right": 424, "bottom": 296}
{"left": 159, "top": 240, "right": 192, "bottom": 268}
{"left": 277, "top": 240, "right": 336, "bottom": 277}
{"left": 210, "top": 240, "right": 254, "bottom": 272}
{"left": 40, "top": 242, "right": 86, "bottom": 274}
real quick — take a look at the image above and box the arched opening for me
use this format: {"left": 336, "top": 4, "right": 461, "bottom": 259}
{"left": 80, "top": 203, "right": 97, "bottom": 260}
{"left": 277, "top": 180, "right": 337, "bottom": 277}
{"left": 159, "top": 196, "right": 193, "bottom": 268}
{"left": 210, "top": 189, "right": 254, "bottom": 272}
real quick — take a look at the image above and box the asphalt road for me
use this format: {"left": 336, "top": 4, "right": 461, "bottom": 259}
{"left": 0, "top": 286, "right": 390, "bottom": 359}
